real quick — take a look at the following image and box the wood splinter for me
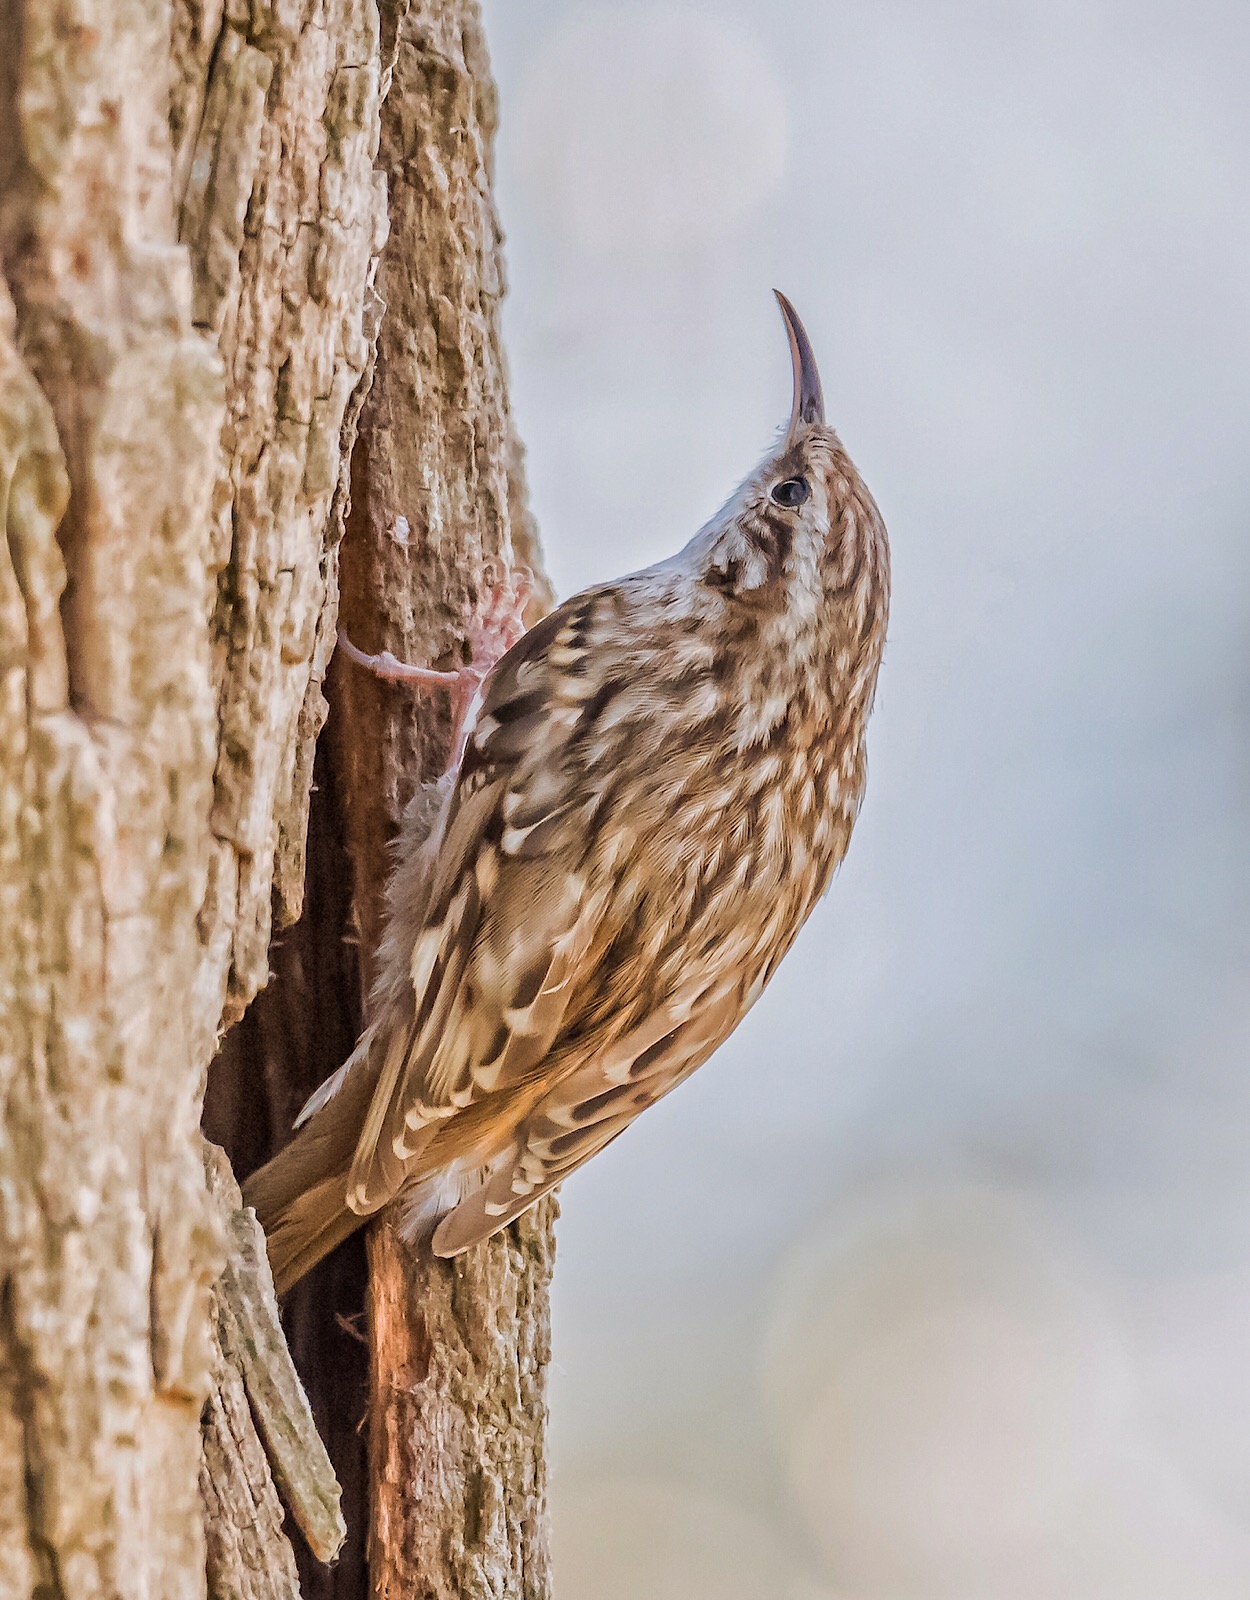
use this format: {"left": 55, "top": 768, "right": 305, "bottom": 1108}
{"left": 202, "top": 1143, "right": 346, "bottom": 1578}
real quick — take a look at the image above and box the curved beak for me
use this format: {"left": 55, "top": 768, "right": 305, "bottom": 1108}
{"left": 774, "top": 290, "right": 825, "bottom": 440}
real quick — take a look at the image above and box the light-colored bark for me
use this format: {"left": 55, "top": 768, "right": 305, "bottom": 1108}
{"left": 2, "top": 0, "right": 554, "bottom": 1591}
{"left": 0, "top": 0, "right": 228, "bottom": 1581}
{"left": 201, "top": 1331, "right": 304, "bottom": 1600}
{"left": 174, "top": 0, "right": 387, "bottom": 1022}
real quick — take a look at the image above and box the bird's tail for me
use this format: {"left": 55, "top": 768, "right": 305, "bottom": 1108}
{"left": 245, "top": 1160, "right": 361, "bottom": 1297}
{"left": 242, "top": 1053, "right": 377, "bottom": 1296}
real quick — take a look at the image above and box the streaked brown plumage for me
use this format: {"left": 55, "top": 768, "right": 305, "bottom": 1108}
{"left": 245, "top": 294, "right": 890, "bottom": 1292}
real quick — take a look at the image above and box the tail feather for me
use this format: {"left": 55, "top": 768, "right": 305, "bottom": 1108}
{"left": 242, "top": 1043, "right": 516, "bottom": 1289}
{"left": 255, "top": 1172, "right": 362, "bottom": 1296}
{"left": 243, "top": 1055, "right": 379, "bottom": 1295}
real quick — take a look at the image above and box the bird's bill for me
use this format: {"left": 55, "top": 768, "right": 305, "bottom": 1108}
{"left": 774, "top": 290, "right": 825, "bottom": 439}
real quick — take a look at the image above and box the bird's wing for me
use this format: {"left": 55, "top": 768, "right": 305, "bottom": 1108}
{"left": 429, "top": 973, "right": 744, "bottom": 1255}
{"left": 346, "top": 594, "right": 619, "bottom": 1215}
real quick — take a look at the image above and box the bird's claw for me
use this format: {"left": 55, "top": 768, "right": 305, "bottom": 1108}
{"left": 337, "top": 562, "right": 533, "bottom": 769}
{"left": 466, "top": 563, "right": 532, "bottom": 669}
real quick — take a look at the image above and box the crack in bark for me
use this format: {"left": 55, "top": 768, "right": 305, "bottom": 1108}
{"left": 1, "top": 1278, "right": 64, "bottom": 1600}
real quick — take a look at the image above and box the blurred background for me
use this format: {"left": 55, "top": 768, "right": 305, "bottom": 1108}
{"left": 479, "top": 4, "right": 1250, "bottom": 1594}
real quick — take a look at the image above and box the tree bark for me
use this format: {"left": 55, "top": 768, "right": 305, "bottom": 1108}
{"left": 0, "top": 0, "right": 230, "bottom": 1586}
{"left": 1, "top": 0, "right": 553, "bottom": 1593}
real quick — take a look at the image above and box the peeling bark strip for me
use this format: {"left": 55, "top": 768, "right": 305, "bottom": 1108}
{"left": 205, "top": 743, "right": 374, "bottom": 1600}
{"left": 202, "top": 1343, "right": 304, "bottom": 1600}
{"left": 204, "top": 1144, "right": 345, "bottom": 1574}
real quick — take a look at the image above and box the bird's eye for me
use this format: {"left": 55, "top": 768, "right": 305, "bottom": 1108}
{"left": 770, "top": 476, "right": 809, "bottom": 508}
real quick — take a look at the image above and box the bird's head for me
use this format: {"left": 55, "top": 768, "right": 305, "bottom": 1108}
{"left": 679, "top": 293, "right": 889, "bottom": 702}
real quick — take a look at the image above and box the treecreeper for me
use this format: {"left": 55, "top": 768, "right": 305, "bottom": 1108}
{"left": 245, "top": 294, "right": 891, "bottom": 1293}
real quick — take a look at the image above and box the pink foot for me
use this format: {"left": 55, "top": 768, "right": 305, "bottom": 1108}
{"left": 334, "top": 634, "right": 466, "bottom": 693}
{"left": 338, "top": 564, "right": 532, "bottom": 768}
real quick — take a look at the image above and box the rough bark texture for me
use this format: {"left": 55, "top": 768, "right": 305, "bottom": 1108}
{"left": 0, "top": 0, "right": 228, "bottom": 1584}
{"left": 201, "top": 1327, "right": 304, "bottom": 1600}
{"left": 368, "top": 1213, "right": 555, "bottom": 1600}
{"left": 1, "top": 0, "right": 551, "bottom": 1592}
{"left": 174, "top": 0, "right": 388, "bottom": 1023}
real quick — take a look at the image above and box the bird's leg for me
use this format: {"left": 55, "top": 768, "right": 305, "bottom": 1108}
{"left": 337, "top": 564, "right": 532, "bottom": 769}
{"left": 334, "top": 635, "right": 465, "bottom": 692}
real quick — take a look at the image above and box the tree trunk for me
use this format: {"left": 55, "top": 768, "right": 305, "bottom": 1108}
{"left": 1, "top": 0, "right": 554, "bottom": 1592}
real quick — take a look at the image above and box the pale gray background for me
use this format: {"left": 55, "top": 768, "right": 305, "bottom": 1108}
{"left": 480, "top": 4, "right": 1250, "bottom": 1594}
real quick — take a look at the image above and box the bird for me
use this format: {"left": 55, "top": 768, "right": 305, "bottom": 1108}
{"left": 244, "top": 293, "right": 891, "bottom": 1294}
